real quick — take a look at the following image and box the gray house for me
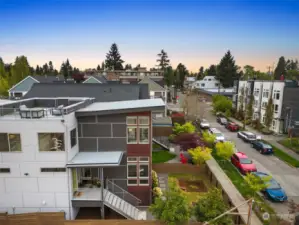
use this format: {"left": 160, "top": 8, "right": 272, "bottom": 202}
{"left": 8, "top": 75, "right": 71, "bottom": 98}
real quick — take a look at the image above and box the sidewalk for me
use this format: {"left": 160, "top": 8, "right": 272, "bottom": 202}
{"left": 229, "top": 117, "right": 299, "bottom": 161}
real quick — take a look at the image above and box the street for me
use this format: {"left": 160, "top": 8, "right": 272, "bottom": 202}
{"left": 180, "top": 92, "right": 299, "bottom": 220}
{"left": 204, "top": 102, "right": 299, "bottom": 219}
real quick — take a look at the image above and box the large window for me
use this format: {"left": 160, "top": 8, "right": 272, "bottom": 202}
{"left": 127, "top": 157, "right": 149, "bottom": 186}
{"left": 38, "top": 133, "right": 65, "bottom": 151}
{"left": 41, "top": 168, "right": 66, "bottom": 172}
{"left": 126, "top": 116, "right": 149, "bottom": 144}
{"left": 0, "top": 133, "right": 21, "bottom": 152}
{"left": 273, "top": 90, "right": 280, "bottom": 100}
{"left": 263, "top": 89, "right": 269, "bottom": 98}
{"left": 70, "top": 128, "right": 77, "bottom": 148}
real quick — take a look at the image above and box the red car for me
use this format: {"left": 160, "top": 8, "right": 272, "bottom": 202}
{"left": 231, "top": 152, "right": 257, "bottom": 175}
{"left": 226, "top": 122, "right": 239, "bottom": 132}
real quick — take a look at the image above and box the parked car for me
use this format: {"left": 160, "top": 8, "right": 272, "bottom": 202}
{"left": 217, "top": 116, "right": 228, "bottom": 125}
{"left": 251, "top": 140, "right": 273, "bottom": 154}
{"left": 209, "top": 128, "right": 225, "bottom": 142}
{"left": 231, "top": 152, "right": 257, "bottom": 174}
{"left": 237, "top": 131, "right": 257, "bottom": 143}
{"left": 226, "top": 122, "right": 239, "bottom": 132}
{"left": 173, "top": 133, "right": 204, "bottom": 151}
{"left": 199, "top": 118, "right": 210, "bottom": 129}
{"left": 252, "top": 172, "right": 287, "bottom": 202}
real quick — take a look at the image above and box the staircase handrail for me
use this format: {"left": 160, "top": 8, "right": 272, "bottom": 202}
{"left": 106, "top": 179, "right": 142, "bottom": 205}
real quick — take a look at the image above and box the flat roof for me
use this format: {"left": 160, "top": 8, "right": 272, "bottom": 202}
{"left": 77, "top": 98, "right": 165, "bottom": 113}
{"left": 67, "top": 152, "right": 123, "bottom": 167}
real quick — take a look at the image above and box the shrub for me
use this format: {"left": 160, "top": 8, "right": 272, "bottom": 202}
{"left": 215, "top": 141, "right": 235, "bottom": 160}
{"left": 202, "top": 131, "right": 216, "bottom": 147}
{"left": 173, "top": 122, "right": 195, "bottom": 135}
{"left": 149, "top": 177, "right": 191, "bottom": 225}
{"left": 153, "top": 187, "right": 163, "bottom": 198}
{"left": 188, "top": 146, "right": 212, "bottom": 165}
{"left": 152, "top": 170, "right": 159, "bottom": 189}
{"left": 212, "top": 95, "right": 232, "bottom": 114}
{"left": 261, "top": 127, "right": 273, "bottom": 135}
{"left": 168, "top": 134, "right": 176, "bottom": 142}
{"left": 193, "top": 188, "right": 233, "bottom": 224}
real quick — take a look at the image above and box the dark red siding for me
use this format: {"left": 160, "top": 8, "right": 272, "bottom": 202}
{"left": 126, "top": 111, "right": 152, "bottom": 205}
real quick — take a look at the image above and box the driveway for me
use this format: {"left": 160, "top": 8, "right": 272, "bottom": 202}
{"left": 204, "top": 104, "right": 299, "bottom": 219}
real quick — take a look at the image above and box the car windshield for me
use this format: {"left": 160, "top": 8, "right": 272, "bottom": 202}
{"left": 247, "top": 134, "right": 256, "bottom": 139}
{"left": 214, "top": 133, "right": 223, "bottom": 137}
{"left": 240, "top": 158, "right": 252, "bottom": 164}
{"left": 267, "top": 179, "right": 281, "bottom": 190}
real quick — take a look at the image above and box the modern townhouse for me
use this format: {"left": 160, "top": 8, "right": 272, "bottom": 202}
{"left": 234, "top": 79, "right": 299, "bottom": 134}
{"left": 0, "top": 91, "right": 165, "bottom": 220}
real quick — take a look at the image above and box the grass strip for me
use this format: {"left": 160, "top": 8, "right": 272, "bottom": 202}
{"left": 212, "top": 151, "right": 276, "bottom": 224}
{"left": 263, "top": 140, "right": 299, "bottom": 167}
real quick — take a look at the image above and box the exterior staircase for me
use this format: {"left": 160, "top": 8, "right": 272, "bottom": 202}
{"left": 104, "top": 180, "right": 146, "bottom": 220}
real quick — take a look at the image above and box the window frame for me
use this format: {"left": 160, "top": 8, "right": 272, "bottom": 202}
{"left": 126, "top": 116, "right": 138, "bottom": 125}
{"left": 139, "top": 126, "right": 149, "bottom": 144}
{"left": 127, "top": 164, "right": 138, "bottom": 179}
{"left": 38, "top": 133, "right": 65, "bottom": 152}
{"left": 0, "top": 133, "right": 22, "bottom": 153}
{"left": 127, "top": 157, "right": 149, "bottom": 186}
{"left": 138, "top": 116, "right": 149, "bottom": 126}
{"left": 41, "top": 168, "right": 66, "bottom": 172}
{"left": 127, "top": 126, "right": 138, "bottom": 144}
{"left": 0, "top": 168, "right": 10, "bottom": 173}
{"left": 70, "top": 128, "right": 77, "bottom": 148}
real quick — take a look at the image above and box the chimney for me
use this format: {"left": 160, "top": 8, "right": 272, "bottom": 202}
{"left": 280, "top": 74, "right": 285, "bottom": 81}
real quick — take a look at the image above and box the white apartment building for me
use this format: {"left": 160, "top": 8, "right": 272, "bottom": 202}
{"left": 191, "top": 76, "right": 220, "bottom": 90}
{"left": 0, "top": 97, "right": 86, "bottom": 219}
{"left": 236, "top": 80, "right": 285, "bottom": 133}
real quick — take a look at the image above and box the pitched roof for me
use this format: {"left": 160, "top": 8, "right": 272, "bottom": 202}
{"left": 32, "top": 75, "right": 66, "bottom": 83}
{"left": 83, "top": 75, "right": 107, "bottom": 84}
{"left": 24, "top": 83, "right": 149, "bottom": 102}
{"left": 8, "top": 76, "right": 39, "bottom": 92}
{"left": 138, "top": 76, "right": 165, "bottom": 91}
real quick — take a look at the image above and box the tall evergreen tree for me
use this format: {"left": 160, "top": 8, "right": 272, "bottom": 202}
{"left": 205, "top": 65, "right": 217, "bottom": 75}
{"left": 97, "top": 65, "right": 101, "bottom": 71}
{"left": 0, "top": 58, "right": 5, "bottom": 78}
{"left": 101, "top": 61, "right": 105, "bottom": 70}
{"left": 176, "top": 63, "right": 188, "bottom": 88}
{"left": 197, "top": 66, "right": 204, "bottom": 80}
{"left": 124, "top": 64, "right": 132, "bottom": 70}
{"left": 216, "top": 50, "right": 238, "bottom": 88}
{"left": 105, "top": 43, "right": 124, "bottom": 70}
{"left": 48, "top": 61, "right": 54, "bottom": 74}
{"left": 156, "top": 49, "right": 170, "bottom": 70}
{"left": 274, "top": 56, "right": 286, "bottom": 80}
{"left": 42, "top": 63, "right": 49, "bottom": 75}
{"left": 164, "top": 66, "right": 174, "bottom": 87}
{"left": 265, "top": 97, "right": 274, "bottom": 131}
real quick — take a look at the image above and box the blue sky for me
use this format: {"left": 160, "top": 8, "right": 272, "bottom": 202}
{"left": 0, "top": 0, "right": 298, "bottom": 72}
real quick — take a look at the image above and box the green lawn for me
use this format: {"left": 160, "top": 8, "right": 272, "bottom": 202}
{"left": 262, "top": 140, "right": 299, "bottom": 167}
{"left": 152, "top": 151, "right": 176, "bottom": 163}
{"left": 279, "top": 138, "right": 299, "bottom": 153}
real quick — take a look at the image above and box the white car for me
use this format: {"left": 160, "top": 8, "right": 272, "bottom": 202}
{"left": 209, "top": 128, "right": 225, "bottom": 142}
{"left": 237, "top": 131, "right": 257, "bottom": 143}
{"left": 200, "top": 119, "right": 210, "bottom": 129}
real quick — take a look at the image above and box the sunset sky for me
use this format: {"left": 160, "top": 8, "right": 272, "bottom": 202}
{"left": 0, "top": 0, "right": 298, "bottom": 72}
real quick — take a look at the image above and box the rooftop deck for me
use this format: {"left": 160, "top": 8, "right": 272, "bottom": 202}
{"left": 0, "top": 97, "right": 94, "bottom": 120}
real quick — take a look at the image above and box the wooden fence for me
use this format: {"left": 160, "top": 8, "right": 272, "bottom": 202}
{"left": 152, "top": 163, "right": 205, "bottom": 174}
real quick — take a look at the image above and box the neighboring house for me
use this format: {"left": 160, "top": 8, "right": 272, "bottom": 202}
{"left": 191, "top": 76, "right": 221, "bottom": 90}
{"left": 82, "top": 75, "right": 107, "bottom": 84}
{"left": 235, "top": 79, "right": 299, "bottom": 134}
{"left": 0, "top": 95, "right": 165, "bottom": 220}
{"left": 184, "top": 77, "right": 196, "bottom": 88}
{"left": 8, "top": 75, "right": 73, "bottom": 98}
{"left": 102, "top": 68, "right": 163, "bottom": 82}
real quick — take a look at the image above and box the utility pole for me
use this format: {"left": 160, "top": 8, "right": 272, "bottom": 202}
{"left": 247, "top": 199, "right": 254, "bottom": 225}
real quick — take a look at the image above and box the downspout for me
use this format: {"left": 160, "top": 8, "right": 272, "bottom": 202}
{"left": 63, "top": 119, "right": 72, "bottom": 220}
{"left": 100, "top": 168, "right": 104, "bottom": 218}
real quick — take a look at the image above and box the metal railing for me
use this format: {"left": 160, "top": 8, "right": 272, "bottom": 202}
{"left": 106, "top": 179, "right": 142, "bottom": 206}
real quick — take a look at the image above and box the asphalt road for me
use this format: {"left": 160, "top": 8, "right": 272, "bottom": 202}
{"left": 203, "top": 103, "right": 299, "bottom": 219}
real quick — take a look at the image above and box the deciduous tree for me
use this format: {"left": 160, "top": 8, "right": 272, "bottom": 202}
{"left": 244, "top": 173, "right": 271, "bottom": 198}
{"left": 264, "top": 97, "right": 274, "bottom": 131}
{"left": 215, "top": 141, "right": 235, "bottom": 160}
{"left": 193, "top": 188, "right": 233, "bottom": 225}
{"left": 149, "top": 177, "right": 190, "bottom": 225}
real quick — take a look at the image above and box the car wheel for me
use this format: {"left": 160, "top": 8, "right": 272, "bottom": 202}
{"left": 259, "top": 149, "right": 263, "bottom": 154}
